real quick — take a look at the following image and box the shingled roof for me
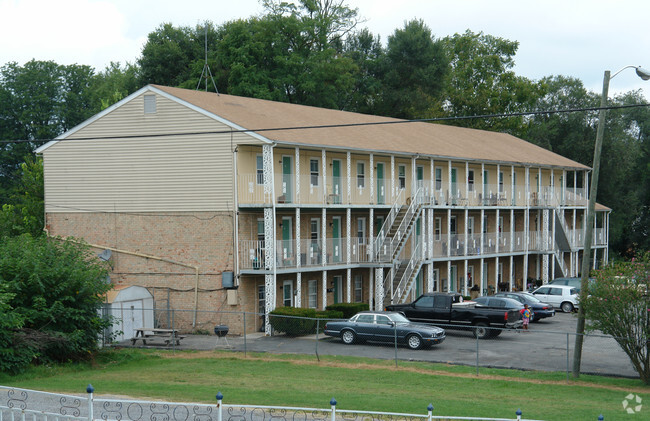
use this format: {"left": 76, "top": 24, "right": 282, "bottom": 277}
{"left": 154, "top": 85, "right": 589, "bottom": 170}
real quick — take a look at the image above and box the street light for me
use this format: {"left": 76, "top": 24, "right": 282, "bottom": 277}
{"left": 572, "top": 65, "right": 650, "bottom": 378}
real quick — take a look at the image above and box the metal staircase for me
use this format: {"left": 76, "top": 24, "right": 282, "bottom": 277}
{"left": 374, "top": 188, "right": 429, "bottom": 306}
{"left": 553, "top": 206, "right": 572, "bottom": 277}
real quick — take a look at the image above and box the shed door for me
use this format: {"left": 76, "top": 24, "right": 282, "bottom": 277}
{"left": 121, "top": 300, "right": 144, "bottom": 340}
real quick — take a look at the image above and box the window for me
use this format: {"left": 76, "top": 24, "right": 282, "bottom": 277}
{"left": 414, "top": 295, "right": 434, "bottom": 308}
{"left": 435, "top": 217, "right": 441, "bottom": 240}
{"left": 357, "top": 162, "right": 365, "bottom": 188}
{"left": 308, "top": 280, "right": 317, "bottom": 309}
{"left": 310, "top": 159, "right": 319, "bottom": 186}
{"left": 376, "top": 315, "right": 391, "bottom": 325}
{"left": 357, "top": 314, "right": 373, "bottom": 323}
{"left": 468, "top": 217, "right": 475, "bottom": 235}
{"left": 144, "top": 94, "right": 156, "bottom": 114}
{"left": 398, "top": 164, "right": 406, "bottom": 189}
{"left": 450, "top": 216, "right": 457, "bottom": 235}
{"left": 256, "top": 155, "right": 264, "bottom": 185}
{"left": 483, "top": 215, "right": 488, "bottom": 234}
{"left": 354, "top": 274, "right": 363, "bottom": 302}
{"left": 310, "top": 219, "right": 320, "bottom": 245}
{"left": 357, "top": 217, "right": 366, "bottom": 244}
{"left": 468, "top": 170, "right": 475, "bottom": 191}
{"left": 258, "top": 285, "right": 265, "bottom": 314}
{"left": 435, "top": 168, "right": 442, "bottom": 190}
{"left": 499, "top": 171, "right": 504, "bottom": 193}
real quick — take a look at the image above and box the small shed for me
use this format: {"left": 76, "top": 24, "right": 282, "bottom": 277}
{"left": 103, "top": 286, "right": 154, "bottom": 342}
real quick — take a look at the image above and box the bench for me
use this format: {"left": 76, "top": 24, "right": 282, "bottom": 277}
{"left": 131, "top": 328, "right": 185, "bottom": 346}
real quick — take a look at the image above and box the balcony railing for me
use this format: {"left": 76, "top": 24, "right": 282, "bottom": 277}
{"left": 241, "top": 229, "right": 561, "bottom": 270}
{"left": 238, "top": 173, "right": 593, "bottom": 209}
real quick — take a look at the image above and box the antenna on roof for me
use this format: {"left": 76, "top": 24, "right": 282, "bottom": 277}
{"left": 196, "top": 22, "right": 219, "bottom": 94}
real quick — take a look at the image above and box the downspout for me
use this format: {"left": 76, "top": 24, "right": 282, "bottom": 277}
{"left": 48, "top": 233, "right": 201, "bottom": 328}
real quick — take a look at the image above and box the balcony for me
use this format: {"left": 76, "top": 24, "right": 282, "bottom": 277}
{"left": 238, "top": 173, "right": 590, "bottom": 208}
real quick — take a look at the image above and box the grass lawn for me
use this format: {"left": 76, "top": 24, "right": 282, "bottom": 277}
{"left": 1, "top": 349, "right": 648, "bottom": 421}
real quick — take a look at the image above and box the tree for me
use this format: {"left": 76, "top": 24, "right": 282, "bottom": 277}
{"left": 0, "top": 155, "right": 44, "bottom": 238}
{"left": 376, "top": 19, "right": 448, "bottom": 119}
{"left": 92, "top": 62, "right": 140, "bottom": 110}
{"left": 582, "top": 254, "right": 650, "bottom": 383}
{"left": 0, "top": 235, "right": 112, "bottom": 373}
{"left": 440, "top": 30, "right": 541, "bottom": 134}
{"left": 0, "top": 60, "right": 99, "bottom": 203}
{"left": 341, "top": 28, "right": 384, "bottom": 114}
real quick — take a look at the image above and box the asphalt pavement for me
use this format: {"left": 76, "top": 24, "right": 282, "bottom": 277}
{"left": 116, "top": 312, "right": 638, "bottom": 379}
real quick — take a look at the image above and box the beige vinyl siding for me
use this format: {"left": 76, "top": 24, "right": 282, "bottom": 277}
{"left": 43, "top": 92, "right": 264, "bottom": 212}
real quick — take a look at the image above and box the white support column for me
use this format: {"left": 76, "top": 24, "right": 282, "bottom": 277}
{"left": 295, "top": 147, "right": 300, "bottom": 204}
{"left": 463, "top": 259, "right": 469, "bottom": 296}
{"left": 322, "top": 270, "right": 327, "bottom": 310}
{"left": 465, "top": 161, "right": 469, "bottom": 203}
{"left": 370, "top": 154, "right": 374, "bottom": 204}
{"left": 542, "top": 209, "right": 549, "bottom": 284}
{"left": 447, "top": 208, "right": 452, "bottom": 257}
{"left": 322, "top": 208, "right": 327, "bottom": 267}
{"left": 322, "top": 149, "right": 327, "bottom": 203}
{"left": 464, "top": 209, "right": 469, "bottom": 256}
{"left": 391, "top": 155, "right": 396, "bottom": 201}
{"left": 495, "top": 256, "right": 499, "bottom": 292}
{"left": 510, "top": 209, "right": 514, "bottom": 253}
{"left": 427, "top": 208, "right": 434, "bottom": 293}
{"left": 523, "top": 167, "right": 530, "bottom": 285}
{"left": 346, "top": 207, "right": 352, "bottom": 302}
{"left": 375, "top": 268, "right": 384, "bottom": 311}
{"left": 509, "top": 255, "right": 514, "bottom": 291}
{"left": 447, "top": 260, "right": 452, "bottom": 292}
{"left": 430, "top": 158, "right": 435, "bottom": 201}
{"left": 448, "top": 160, "right": 452, "bottom": 204}
{"left": 411, "top": 156, "right": 417, "bottom": 198}
{"left": 369, "top": 208, "right": 374, "bottom": 258}
{"left": 479, "top": 258, "right": 480, "bottom": 295}
{"left": 496, "top": 208, "right": 500, "bottom": 254}
{"left": 295, "top": 208, "right": 301, "bottom": 307}
{"left": 346, "top": 151, "right": 351, "bottom": 205}
{"left": 262, "top": 144, "right": 276, "bottom": 335}
{"left": 369, "top": 268, "right": 374, "bottom": 310}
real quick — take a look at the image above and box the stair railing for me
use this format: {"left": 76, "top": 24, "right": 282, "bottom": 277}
{"left": 374, "top": 189, "right": 405, "bottom": 260}
{"left": 392, "top": 240, "right": 425, "bottom": 303}
{"left": 386, "top": 187, "right": 427, "bottom": 261}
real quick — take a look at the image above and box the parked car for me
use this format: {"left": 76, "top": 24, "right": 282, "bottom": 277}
{"left": 472, "top": 296, "right": 529, "bottom": 320}
{"left": 531, "top": 285, "right": 579, "bottom": 312}
{"left": 549, "top": 277, "right": 595, "bottom": 293}
{"left": 323, "top": 311, "right": 446, "bottom": 349}
{"left": 494, "top": 292, "right": 555, "bottom": 322}
{"left": 386, "top": 292, "right": 522, "bottom": 339}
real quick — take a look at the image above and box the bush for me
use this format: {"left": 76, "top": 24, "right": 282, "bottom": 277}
{"left": 0, "top": 235, "right": 112, "bottom": 373}
{"left": 269, "top": 307, "right": 344, "bottom": 336}
{"left": 325, "top": 303, "right": 369, "bottom": 318}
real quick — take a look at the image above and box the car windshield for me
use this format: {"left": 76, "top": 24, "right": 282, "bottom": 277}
{"left": 388, "top": 313, "right": 410, "bottom": 323}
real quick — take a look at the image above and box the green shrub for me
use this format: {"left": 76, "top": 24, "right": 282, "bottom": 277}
{"left": 325, "top": 303, "right": 368, "bottom": 318}
{"left": 269, "top": 308, "right": 344, "bottom": 336}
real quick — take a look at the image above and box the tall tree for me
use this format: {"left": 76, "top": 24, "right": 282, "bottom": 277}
{"left": 441, "top": 30, "right": 541, "bottom": 134}
{"left": 375, "top": 19, "right": 448, "bottom": 119}
{"left": 341, "top": 28, "right": 384, "bottom": 114}
{"left": 0, "top": 60, "right": 98, "bottom": 203}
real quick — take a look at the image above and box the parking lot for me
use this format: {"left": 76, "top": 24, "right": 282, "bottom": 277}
{"left": 120, "top": 312, "right": 638, "bottom": 379}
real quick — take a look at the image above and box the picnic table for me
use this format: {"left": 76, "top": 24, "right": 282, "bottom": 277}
{"left": 131, "top": 328, "right": 185, "bottom": 346}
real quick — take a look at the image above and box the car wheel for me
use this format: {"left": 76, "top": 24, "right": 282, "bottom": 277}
{"left": 490, "top": 329, "right": 502, "bottom": 337}
{"left": 473, "top": 322, "right": 490, "bottom": 339}
{"left": 561, "top": 302, "right": 574, "bottom": 313}
{"left": 341, "top": 330, "right": 356, "bottom": 345}
{"left": 406, "top": 334, "right": 422, "bottom": 350}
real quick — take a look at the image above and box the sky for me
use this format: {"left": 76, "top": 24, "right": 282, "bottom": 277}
{"left": 1, "top": 0, "right": 649, "bottom": 99}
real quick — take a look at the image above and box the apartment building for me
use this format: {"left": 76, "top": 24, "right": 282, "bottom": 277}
{"left": 36, "top": 85, "right": 609, "bottom": 333}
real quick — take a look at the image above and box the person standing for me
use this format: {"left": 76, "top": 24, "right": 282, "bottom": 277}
{"left": 522, "top": 304, "right": 531, "bottom": 331}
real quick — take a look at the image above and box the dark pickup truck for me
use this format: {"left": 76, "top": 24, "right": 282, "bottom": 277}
{"left": 386, "top": 292, "right": 523, "bottom": 339}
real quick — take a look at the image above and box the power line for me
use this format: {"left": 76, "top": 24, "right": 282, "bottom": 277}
{"left": 1, "top": 103, "right": 649, "bottom": 145}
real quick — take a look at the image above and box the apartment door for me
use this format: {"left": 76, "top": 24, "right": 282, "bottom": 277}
{"left": 332, "top": 159, "right": 341, "bottom": 204}
{"left": 376, "top": 162, "right": 385, "bottom": 204}
{"left": 333, "top": 275, "right": 343, "bottom": 304}
{"left": 281, "top": 217, "right": 292, "bottom": 265}
{"left": 332, "top": 216, "right": 342, "bottom": 263}
{"left": 283, "top": 280, "right": 293, "bottom": 307}
{"left": 450, "top": 265, "right": 457, "bottom": 292}
{"left": 417, "top": 165, "right": 424, "bottom": 190}
{"left": 282, "top": 156, "right": 293, "bottom": 203}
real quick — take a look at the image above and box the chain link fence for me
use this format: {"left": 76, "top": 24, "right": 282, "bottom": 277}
{"left": 104, "top": 308, "right": 640, "bottom": 380}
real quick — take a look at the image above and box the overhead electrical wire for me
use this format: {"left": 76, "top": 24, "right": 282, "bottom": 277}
{"left": 1, "top": 102, "right": 649, "bottom": 145}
